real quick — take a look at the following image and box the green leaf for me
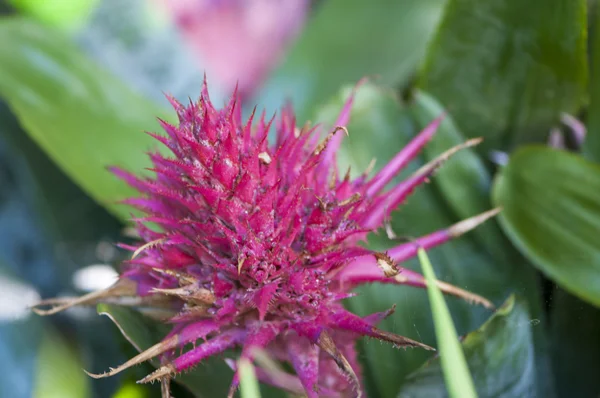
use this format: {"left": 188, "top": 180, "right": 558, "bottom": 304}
{"left": 9, "top": 0, "right": 98, "bottom": 29}
{"left": 409, "top": 91, "right": 556, "bottom": 398}
{"left": 315, "top": 83, "right": 545, "bottom": 397}
{"left": 408, "top": 91, "right": 517, "bottom": 267}
{"left": 409, "top": 91, "right": 492, "bottom": 220}
{"left": 492, "top": 146, "right": 600, "bottom": 307}
{"left": 256, "top": 0, "right": 446, "bottom": 120}
{"left": 550, "top": 288, "right": 600, "bottom": 397}
{"left": 112, "top": 383, "right": 147, "bottom": 398}
{"left": 96, "top": 304, "right": 233, "bottom": 398}
{"left": 33, "top": 328, "right": 91, "bottom": 398}
{"left": 585, "top": 3, "right": 600, "bottom": 161}
{"left": 398, "top": 295, "right": 536, "bottom": 398}
{"left": 0, "top": 17, "right": 172, "bottom": 221}
{"left": 418, "top": 0, "right": 588, "bottom": 152}
{"left": 417, "top": 248, "right": 477, "bottom": 398}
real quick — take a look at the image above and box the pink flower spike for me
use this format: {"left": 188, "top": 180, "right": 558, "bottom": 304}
{"left": 33, "top": 79, "right": 498, "bottom": 397}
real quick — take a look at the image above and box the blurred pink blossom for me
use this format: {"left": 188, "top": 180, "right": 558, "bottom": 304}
{"left": 161, "top": 0, "right": 309, "bottom": 98}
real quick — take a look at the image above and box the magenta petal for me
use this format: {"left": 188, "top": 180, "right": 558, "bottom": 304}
{"left": 253, "top": 283, "right": 278, "bottom": 321}
{"left": 362, "top": 307, "right": 396, "bottom": 326}
{"left": 173, "top": 329, "right": 245, "bottom": 372}
{"left": 388, "top": 230, "right": 450, "bottom": 262}
{"left": 287, "top": 334, "right": 320, "bottom": 398}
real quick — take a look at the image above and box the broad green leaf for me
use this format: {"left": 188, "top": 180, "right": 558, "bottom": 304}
{"left": 409, "top": 95, "right": 555, "bottom": 398}
{"left": 315, "top": 83, "right": 544, "bottom": 397}
{"left": 398, "top": 295, "right": 536, "bottom": 398}
{"left": 256, "top": 0, "right": 446, "bottom": 120}
{"left": 550, "top": 288, "right": 600, "bottom": 397}
{"left": 33, "top": 327, "right": 91, "bottom": 398}
{"left": 408, "top": 91, "right": 518, "bottom": 268}
{"left": 492, "top": 146, "right": 600, "bottom": 307}
{"left": 0, "top": 17, "right": 172, "bottom": 221}
{"left": 409, "top": 91, "right": 492, "bottom": 220}
{"left": 9, "top": 0, "right": 98, "bottom": 29}
{"left": 585, "top": 3, "right": 600, "bottom": 161}
{"left": 418, "top": 0, "right": 588, "bottom": 152}
{"left": 417, "top": 248, "right": 476, "bottom": 398}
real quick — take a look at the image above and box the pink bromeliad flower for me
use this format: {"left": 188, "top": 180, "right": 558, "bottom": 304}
{"left": 34, "top": 80, "right": 496, "bottom": 397}
{"left": 159, "top": 0, "right": 308, "bottom": 99}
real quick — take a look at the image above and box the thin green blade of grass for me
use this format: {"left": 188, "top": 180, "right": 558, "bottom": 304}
{"left": 239, "top": 358, "right": 262, "bottom": 398}
{"left": 417, "top": 248, "right": 478, "bottom": 398}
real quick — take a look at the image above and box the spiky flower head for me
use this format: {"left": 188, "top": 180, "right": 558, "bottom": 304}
{"left": 35, "top": 80, "right": 496, "bottom": 397}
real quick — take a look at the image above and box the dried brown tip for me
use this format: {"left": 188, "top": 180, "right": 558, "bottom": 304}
{"left": 435, "top": 280, "right": 495, "bottom": 309}
{"left": 227, "top": 380, "right": 238, "bottom": 398}
{"left": 395, "top": 273, "right": 494, "bottom": 309}
{"left": 318, "top": 331, "right": 362, "bottom": 398}
{"left": 137, "top": 364, "right": 176, "bottom": 384}
{"left": 329, "top": 165, "right": 339, "bottom": 190}
{"left": 132, "top": 238, "right": 167, "bottom": 259}
{"left": 151, "top": 285, "right": 216, "bottom": 305}
{"left": 237, "top": 257, "right": 246, "bottom": 274}
{"left": 364, "top": 158, "right": 377, "bottom": 176}
{"left": 339, "top": 192, "right": 362, "bottom": 207}
{"left": 151, "top": 268, "right": 197, "bottom": 285}
{"left": 258, "top": 152, "right": 272, "bottom": 165}
{"left": 314, "top": 126, "right": 348, "bottom": 155}
{"left": 161, "top": 376, "right": 172, "bottom": 398}
{"left": 448, "top": 207, "right": 502, "bottom": 238}
{"left": 31, "top": 278, "right": 136, "bottom": 316}
{"left": 370, "top": 327, "right": 435, "bottom": 351}
{"left": 32, "top": 297, "right": 74, "bottom": 306}
{"left": 413, "top": 137, "right": 483, "bottom": 178}
{"left": 374, "top": 252, "right": 399, "bottom": 277}
{"left": 384, "top": 218, "right": 397, "bottom": 240}
{"left": 170, "top": 305, "right": 210, "bottom": 322}
{"left": 85, "top": 334, "right": 178, "bottom": 379}
{"left": 343, "top": 166, "right": 352, "bottom": 182}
